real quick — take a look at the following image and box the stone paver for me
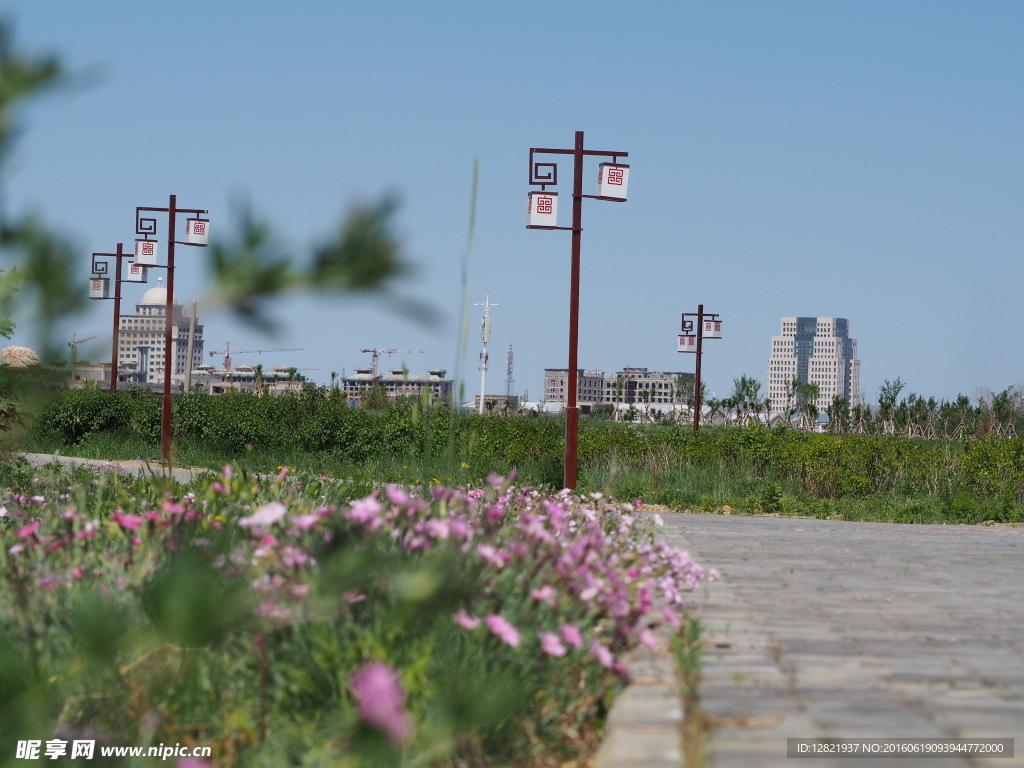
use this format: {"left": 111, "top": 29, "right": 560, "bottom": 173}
{"left": 650, "top": 513, "right": 1024, "bottom": 768}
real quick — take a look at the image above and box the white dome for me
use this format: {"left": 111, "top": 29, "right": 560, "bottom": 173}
{"left": 139, "top": 278, "right": 175, "bottom": 306}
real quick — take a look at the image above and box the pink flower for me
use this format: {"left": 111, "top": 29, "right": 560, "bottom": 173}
{"left": 350, "top": 662, "right": 412, "bottom": 745}
{"left": 561, "top": 623, "right": 583, "bottom": 649}
{"left": 530, "top": 585, "right": 557, "bottom": 606}
{"left": 238, "top": 501, "right": 287, "bottom": 528}
{"left": 112, "top": 512, "right": 144, "bottom": 532}
{"left": 162, "top": 502, "right": 185, "bottom": 514}
{"left": 661, "top": 605, "right": 681, "bottom": 629}
{"left": 17, "top": 522, "right": 40, "bottom": 538}
{"left": 590, "top": 640, "right": 614, "bottom": 669}
{"left": 638, "top": 627, "right": 657, "bottom": 650}
{"left": 485, "top": 614, "right": 521, "bottom": 647}
{"left": 384, "top": 485, "right": 411, "bottom": 505}
{"left": 256, "top": 601, "right": 291, "bottom": 620}
{"left": 292, "top": 513, "right": 319, "bottom": 531}
{"left": 476, "top": 544, "right": 508, "bottom": 568}
{"left": 452, "top": 610, "right": 480, "bottom": 630}
{"left": 346, "top": 495, "right": 383, "bottom": 528}
{"left": 539, "top": 632, "right": 566, "bottom": 657}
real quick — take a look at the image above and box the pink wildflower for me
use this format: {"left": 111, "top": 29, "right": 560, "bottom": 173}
{"left": 292, "top": 513, "right": 319, "bottom": 531}
{"left": 561, "top": 623, "right": 583, "bottom": 649}
{"left": 530, "top": 585, "right": 557, "bottom": 606}
{"left": 384, "top": 484, "right": 411, "bottom": 506}
{"left": 476, "top": 544, "right": 508, "bottom": 568}
{"left": 638, "top": 627, "right": 657, "bottom": 650}
{"left": 661, "top": 605, "right": 681, "bottom": 629}
{"left": 485, "top": 614, "right": 521, "bottom": 647}
{"left": 346, "top": 495, "right": 383, "bottom": 528}
{"left": 256, "top": 602, "right": 291, "bottom": 620}
{"left": 350, "top": 662, "right": 412, "bottom": 746}
{"left": 111, "top": 512, "right": 144, "bottom": 532}
{"left": 162, "top": 502, "right": 185, "bottom": 514}
{"left": 176, "top": 759, "right": 214, "bottom": 768}
{"left": 238, "top": 501, "right": 287, "bottom": 528}
{"left": 17, "top": 521, "right": 40, "bottom": 538}
{"left": 539, "top": 632, "right": 567, "bottom": 657}
{"left": 452, "top": 610, "right": 481, "bottom": 630}
{"left": 590, "top": 640, "right": 614, "bottom": 669}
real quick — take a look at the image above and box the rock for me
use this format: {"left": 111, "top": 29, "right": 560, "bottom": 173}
{"left": 1, "top": 346, "right": 40, "bottom": 367}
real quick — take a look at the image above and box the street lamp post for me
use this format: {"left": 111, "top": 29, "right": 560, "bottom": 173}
{"left": 134, "top": 195, "right": 209, "bottom": 462}
{"left": 527, "top": 130, "right": 629, "bottom": 489}
{"left": 677, "top": 304, "right": 722, "bottom": 435}
{"left": 89, "top": 243, "right": 149, "bottom": 392}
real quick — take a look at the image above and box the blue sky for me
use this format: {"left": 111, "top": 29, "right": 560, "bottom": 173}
{"left": 4, "top": 1, "right": 1022, "bottom": 404}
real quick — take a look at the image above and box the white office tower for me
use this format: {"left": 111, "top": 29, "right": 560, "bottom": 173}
{"left": 767, "top": 317, "right": 861, "bottom": 413}
{"left": 116, "top": 278, "right": 204, "bottom": 384}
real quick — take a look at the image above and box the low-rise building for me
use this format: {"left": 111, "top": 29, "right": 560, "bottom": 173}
{"left": 343, "top": 368, "right": 453, "bottom": 407}
{"left": 543, "top": 367, "right": 694, "bottom": 410}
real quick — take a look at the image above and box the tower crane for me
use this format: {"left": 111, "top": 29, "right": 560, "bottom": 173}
{"left": 359, "top": 348, "right": 423, "bottom": 386}
{"left": 209, "top": 341, "right": 303, "bottom": 374}
{"left": 68, "top": 333, "right": 98, "bottom": 383}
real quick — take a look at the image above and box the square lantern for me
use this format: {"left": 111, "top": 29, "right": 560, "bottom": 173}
{"left": 677, "top": 334, "right": 697, "bottom": 353}
{"left": 88, "top": 277, "right": 110, "bottom": 299}
{"left": 186, "top": 218, "right": 210, "bottom": 245}
{"left": 703, "top": 320, "right": 722, "bottom": 339}
{"left": 124, "top": 262, "right": 148, "bottom": 283}
{"left": 526, "top": 191, "right": 558, "bottom": 229}
{"left": 134, "top": 239, "right": 159, "bottom": 266}
{"left": 596, "top": 163, "right": 630, "bottom": 201}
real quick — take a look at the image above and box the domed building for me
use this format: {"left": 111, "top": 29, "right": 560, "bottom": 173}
{"left": 115, "top": 277, "right": 204, "bottom": 384}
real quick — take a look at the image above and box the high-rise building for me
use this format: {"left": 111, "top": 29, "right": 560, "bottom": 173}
{"left": 767, "top": 317, "right": 860, "bottom": 412}
{"left": 115, "top": 278, "right": 204, "bottom": 384}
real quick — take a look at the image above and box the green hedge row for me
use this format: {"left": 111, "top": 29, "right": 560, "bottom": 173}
{"left": 26, "top": 386, "right": 1024, "bottom": 504}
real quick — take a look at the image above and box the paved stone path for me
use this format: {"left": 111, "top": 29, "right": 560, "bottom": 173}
{"left": 615, "top": 512, "right": 1024, "bottom": 767}
{"left": 20, "top": 452, "right": 212, "bottom": 485}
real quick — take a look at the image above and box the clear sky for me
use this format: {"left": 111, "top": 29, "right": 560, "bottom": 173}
{"left": 4, "top": 1, "right": 1022, "bottom": 404}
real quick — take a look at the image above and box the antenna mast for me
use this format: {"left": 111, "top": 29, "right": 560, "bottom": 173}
{"left": 475, "top": 295, "right": 497, "bottom": 414}
{"left": 505, "top": 343, "right": 514, "bottom": 410}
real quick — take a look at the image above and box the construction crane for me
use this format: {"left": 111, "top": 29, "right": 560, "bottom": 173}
{"left": 359, "top": 348, "right": 423, "bottom": 386}
{"left": 209, "top": 341, "right": 303, "bottom": 374}
{"left": 68, "top": 333, "right": 97, "bottom": 383}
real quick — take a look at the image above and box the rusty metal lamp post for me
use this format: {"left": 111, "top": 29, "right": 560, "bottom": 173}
{"left": 88, "top": 243, "right": 151, "bottom": 392}
{"left": 133, "top": 195, "right": 210, "bottom": 462}
{"left": 526, "top": 131, "right": 630, "bottom": 490}
{"left": 677, "top": 305, "right": 722, "bottom": 436}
